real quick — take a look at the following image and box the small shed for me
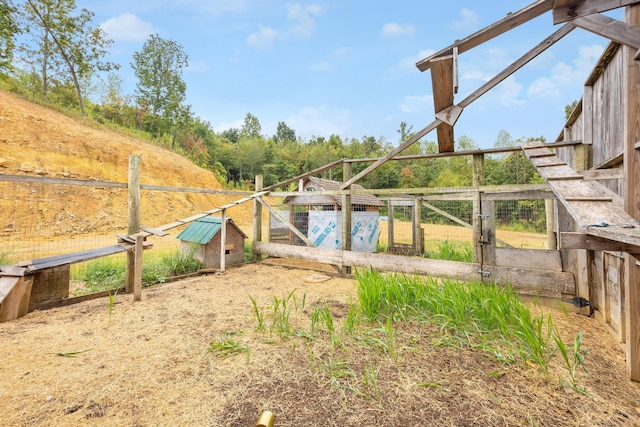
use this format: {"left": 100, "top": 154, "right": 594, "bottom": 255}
{"left": 282, "top": 177, "right": 383, "bottom": 252}
{"left": 176, "top": 216, "right": 247, "bottom": 269}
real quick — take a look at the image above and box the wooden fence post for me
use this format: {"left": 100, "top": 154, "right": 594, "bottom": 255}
{"left": 342, "top": 162, "right": 352, "bottom": 275}
{"left": 387, "top": 201, "right": 395, "bottom": 251}
{"left": 472, "top": 154, "right": 484, "bottom": 265}
{"left": 125, "top": 155, "right": 141, "bottom": 294}
{"left": 134, "top": 234, "right": 143, "bottom": 301}
{"left": 545, "top": 199, "right": 556, "bottom": 250}
{"left": 253, "top": 175, "right": 263, "bottom": 260}
{"left": 220, "top": 208, "right": 227, "bottom": 273}
{"left": 413, "top": 198, "right": 423, "bottom": 255}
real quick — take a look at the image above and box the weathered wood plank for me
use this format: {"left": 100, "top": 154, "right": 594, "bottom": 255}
{"left": 139, "top": 225, "right": 169, "bottom": 237}
{"left": 582, "top": 168, "right": 625, "bottom": 180}
{"left": 495, "top": 248, "right": 563, "bottom": 271}
{"left": 574, "top": 13, "right": 640, "bottom": 50}
{"left": 553, "top": 0, "right": 638, "bottom": 24}
{"left": 431, "top": 55, "right": 456, "bottom": 153}
{"left": 530, "top": 157, "right": 567, "bottom": 167}
{"left": 0, "top": 277, "right": 27, "bottom": 322}
{"left": 254, "top": 242, "right": 574, "bottom": 297}
{"left": 458, "top": 24, "right": 575, "bottom": 110}
{"left": 624, "top": 4, "right": 640, "bottom": 381}
{"left": 0, "top": 265, "right": 26, "bottom": 277}
{"left": 561, "top": 232, "right": 640, "bottom": 253}
{"left": 416, "top": 0, "right": 554, "bottom": 71}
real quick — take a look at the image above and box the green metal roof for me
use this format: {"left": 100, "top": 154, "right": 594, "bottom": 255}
{"left": 176, "top": 217, "right": 223, "bottom": 245}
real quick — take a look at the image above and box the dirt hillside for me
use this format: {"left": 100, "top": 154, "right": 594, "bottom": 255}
{"left": 0, "top": 89, "right": 253, "bottom": 235}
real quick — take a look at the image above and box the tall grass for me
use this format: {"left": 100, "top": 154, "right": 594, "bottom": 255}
{"left": 72, "top": 249, "right": 202, "bottom": 294}
{"left": 425, "top": 240, "right": 473, "bottom": 262}
{"left": 355, "top": 268, "right": 571, "bottom": 375}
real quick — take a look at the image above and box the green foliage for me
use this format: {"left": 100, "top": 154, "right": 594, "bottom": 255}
{"left": 425, "top": 240, "right": 473, "bottom": 262}
{"left": 206, "top": 333, "right": 250, "bottom": 360}
{"left": 20, "top": 0, "right": 118, "bottom": 115}
{"left": 132, "top": 34, "right": 188, "bottom": 134}
{"left": 0, "top": 0, "right": 18, "bottom": 73}
{"left": 74, "top": 250, "right": 202, "bottom": 294}
{"left": 354, "top": 269, "right": 583, "bottom": 378}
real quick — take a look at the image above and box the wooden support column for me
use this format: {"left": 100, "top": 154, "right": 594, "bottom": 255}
{"left": 624, "top": 4, "right": 640, "bottom": 382}
{"left": 133, "top": 234, "right": 143, "bottom": 302}
{"left": 125, "top": 155, "right": 141, "bottom": 294}
{"left": 546, "top": 199, "right": 557, "bottom": 250}
{"left": 480, "top": 195, "right": 496, "bottom": 268}
{"left": 430, "top": 55, "right": 456, "bottom": 153}
{"left": 472, "top": 154, "right": 484, "bottom": 264}
{"left": 253, "top": 175, "right": 263, "bottom": 261}
{"left": 388, "top": 201, "right": 395, "bottom": 250}
{"left": 342, "top": 162, "right": 352, "bottom": 275}
{"left": 473, "top": 191, "right": 482, "bottom": 265}
{"left": 413, "top": 198, "right": 423, "bottom": 255}
{"left": 220, "top": 209, "right": 227, "bottom": 273}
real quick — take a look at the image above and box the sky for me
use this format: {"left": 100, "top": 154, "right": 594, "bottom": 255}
{"left": 75, "top": 0, "right": 617, "bottom": 149}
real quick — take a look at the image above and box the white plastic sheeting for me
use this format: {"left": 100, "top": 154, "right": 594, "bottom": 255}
{"left": 308, "top": 211, "right": 380, "bottom": 253}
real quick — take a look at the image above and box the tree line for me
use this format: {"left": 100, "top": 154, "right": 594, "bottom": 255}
{"left": 1, "top": 0, "right": 550, "bottom": 194}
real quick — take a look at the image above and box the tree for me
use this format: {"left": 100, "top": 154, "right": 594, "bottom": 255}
{"left": 273, "top": 121, "right": 296, "bottom": 144}
{"left": 239, "top": 113, "right": 262, "bottom": 139}
{"left": 0, "top": 0, "right": 18, "bottom": 73}
{"left": 132, "top": 34, "right": 188, "bottom": 128}
{"left": 22, "top": 0, "right": 118, "bottom": 115}
{"left": 565, "top": 100, "right": 578, "bottom": 120}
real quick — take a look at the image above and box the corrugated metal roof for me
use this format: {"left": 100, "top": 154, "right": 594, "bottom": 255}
{"left": 176, "top": 217, "right": 222, "bottom": 245}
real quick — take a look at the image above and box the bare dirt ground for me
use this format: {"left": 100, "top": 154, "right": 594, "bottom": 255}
{"left": 1, "top": 262, "right": 640, "bottom": 426}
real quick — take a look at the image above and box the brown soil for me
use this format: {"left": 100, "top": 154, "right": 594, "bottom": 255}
{"left": 2, "top": 263, "right": 640, "bottom": 426}
{"left": 0, "top": 89, "right": 254, "bottom": 239}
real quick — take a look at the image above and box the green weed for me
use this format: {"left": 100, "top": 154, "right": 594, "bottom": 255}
{"left": 206, "top": 333, "right": 250, "bottom": 360}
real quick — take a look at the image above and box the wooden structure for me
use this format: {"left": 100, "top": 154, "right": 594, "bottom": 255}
{"left": 282, "top": 177, "right": 383, "bottom": 251}
{"left": 176, "top": 216, "right": 247, "bottom": 269}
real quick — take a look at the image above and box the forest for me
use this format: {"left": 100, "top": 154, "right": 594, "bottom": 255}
{"left": 0, "top": 0, "right": 556, "bottom": 192}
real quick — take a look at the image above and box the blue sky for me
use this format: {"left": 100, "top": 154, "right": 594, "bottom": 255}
{"left": 76, "top": 1, "right": 614, "bottom": 149}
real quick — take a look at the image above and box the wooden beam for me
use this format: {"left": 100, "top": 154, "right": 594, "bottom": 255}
{"left": 257, "top": 198, "right": 315, "bottom": 247}
{"left": 340, "top": 119, "right": 441, "bottom": 189}
{"left": 435, "top": 105, "right": 463, "bottom": 127}
{"left": 553, "top": 0, "right": 640, "bottom": 24}
{"left": 126, "top": 155, "right": 141, "bottom": 294}
{"left": 624, "top": 4, "right": 640, "bottom": 382}
{"left": 430, "top": 55, "right": 456, "bottom": 152}
{"left": 581, "top": 168, "right": 625, "bottom": 180}
{"left": 458, "top": 23, "right": 575, "bottom": 110}
{"left": 416, "top": 0, "right": 553, "bottom": 71}
{"left": 561, "top": 232, "right": 640, "bottom": 253}
{"left": 573, "top": 13, "right": 640, "bottom": 50}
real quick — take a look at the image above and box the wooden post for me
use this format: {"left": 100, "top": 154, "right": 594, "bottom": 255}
{"left": 388, "top": 201, "right": 395, "bottom": 251}
{"left": 220, "top": 209, "right": 227, "bottom": 273}
{"left": 125, "top": 155, "right": 141, "bottom": 294}
{"left": 413, "top": 198, "right": 423, "bottom": 255}
{"left": 545, "top": 199, "right": 556, "bottom": 250}
{"left": 133, "top": 234, "right": 143, "bottom": 302}
{"left": 253, "top": 175, "right": 263, "bottom": 261}
{"left": 624, "top": 4, "right": 640, "bottom": 381}
{"left": 480, "top": 195, "right": 496, "bottom": 267}
{"left": 472, "top": 191, "right": 482, "bottom": 264}
{"left": 472, "top": 154, "right": 484, "bottom": 265}
{"left": 342, "top": 162, "right": 352, "bottom": 275}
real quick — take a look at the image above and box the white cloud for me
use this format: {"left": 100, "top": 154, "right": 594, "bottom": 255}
{"left": 287, "top": 3, "right": 323, "bottom": 39}
{"left": 398, "top": 94, "right": 433, "bottom": 113}
{"left": 526, "top": 44, "right": 604, "bottom": 100}
{"left": 100, "top": 13, "right": 157, "bottom": 42}
{"left": 493, "top": 76, "right": 525, "bottom": 106}
{"left": 246, "top": 26, "right": 282, "bottom": 50}
{"left": 391, "top": 49, "right": 435, "bottom": 74}
{"left": 333, "top": 47, "right": 350, "bottom": 57}
{"left": 247, "top": 3, "right": 323, "bottom": 49}
{"left": 381, "top": 22, "right": 415, "bottom": 38}
{"left": 309, "top": 62, "right": 332, "bottom": 71}
{"left": 449, "top": 8, "right": 479, "bottom": 31}
{"left": 287, "top": 105, "right": 351, "bottom": 138}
